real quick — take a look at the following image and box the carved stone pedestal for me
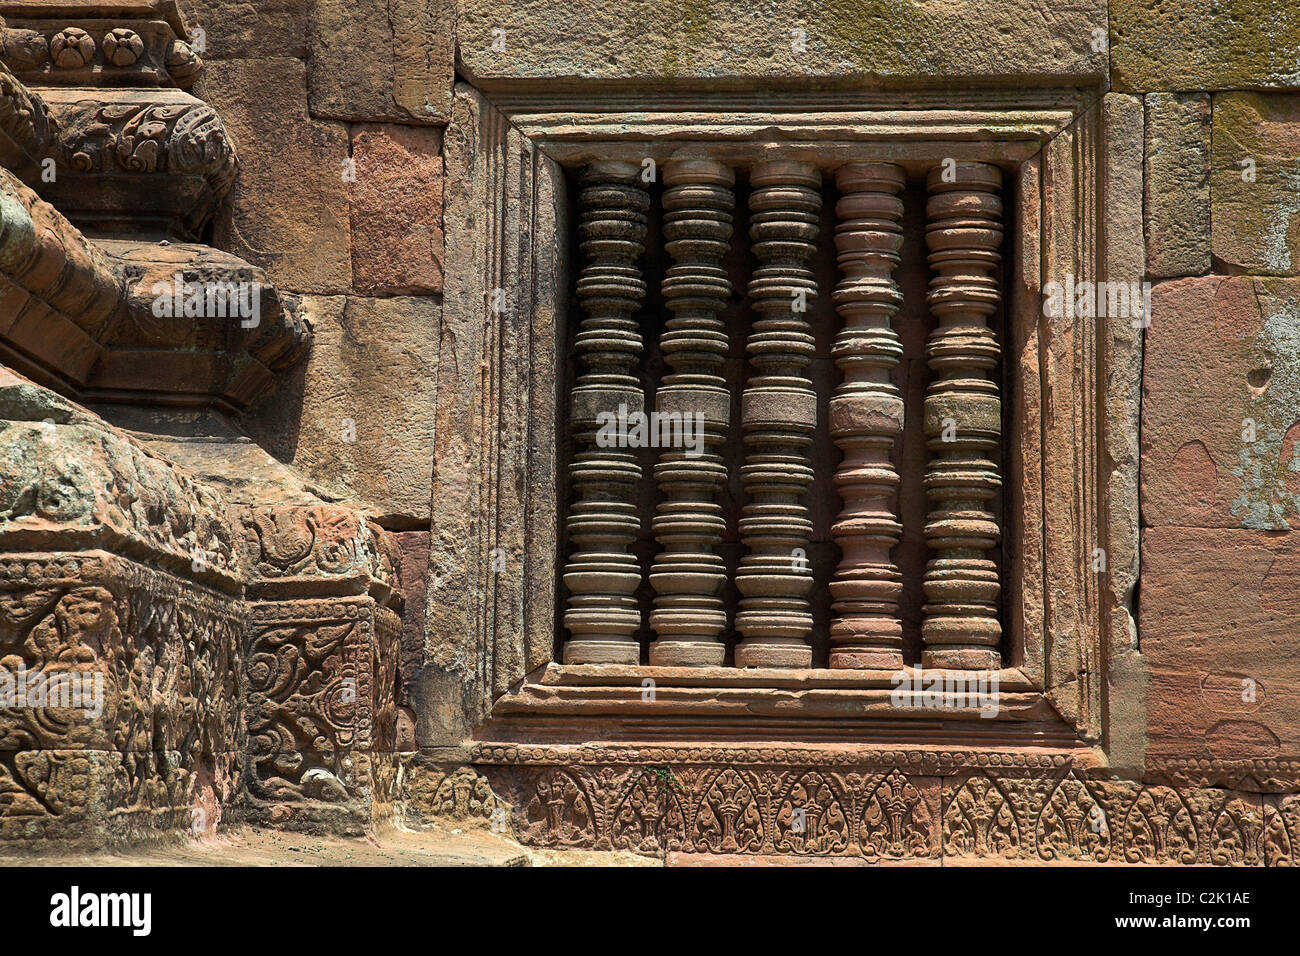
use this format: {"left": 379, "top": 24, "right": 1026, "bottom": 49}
{"left": 236, "top": 505, "right": 401, "bottom": 835}
{"left": 0, "top": 372, "right": 244, "bottom": 847}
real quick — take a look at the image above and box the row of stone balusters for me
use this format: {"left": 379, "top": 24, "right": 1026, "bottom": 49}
{"left": 561, "top": 158, "right": 1005, "bottom": 671}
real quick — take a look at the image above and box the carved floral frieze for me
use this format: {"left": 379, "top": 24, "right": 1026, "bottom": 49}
{"left": 478, "top": 751, "right": 1296, "bottom": 865}
{"left": 0, "top": 16, "right": 202, "bottom": 88}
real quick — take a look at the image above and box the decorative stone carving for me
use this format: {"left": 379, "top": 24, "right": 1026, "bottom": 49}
{"left": 0, "top": 60, "right": 56, "bottom": 182}
{"left": 240, "top": 597, "right": 399, "bottom": 834}
{"left": 562, "top": 161, "right": 650, "bottom": 665}
{"left": 479, "top": 747, "right": 1276, "bottom": 865}
{"left": 0, "top": 168, "right": 307, "bottom": 412}
{"left": 649, "top": 158, "right": 734, "bottom": 667}
{"left": 234, "top": 502, "right": 401, "bottom": 834}
{"left": 828, "top": 163, "right": 907, "bottom": 670}
{"left": 102, "top": 29, "right": 144, "bottom": 67}
{"left": 735, "top": 159, "right": 820, "bottom": 668}
{"left": 0, "top": 4, "right": 204, "bottom": 88}
{"left": 0, "top": 372, "right": 244, "bottom": 846}
{"left": 49, "top": 27, "right": 93, "bottom": 69}
{"left": 43, "top": 87, "right": 237, "bottom": 238}
{"left": 921, "top": 161, "right": 1004, "bottom": 670}
{"left": 393, "top": 759, "right": 506, "bottom": 829}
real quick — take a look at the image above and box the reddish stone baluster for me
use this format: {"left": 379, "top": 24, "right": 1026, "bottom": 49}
{"left": 562, "top": 161, "right": 650, "bottom": 664}
{"left": 921, "top": 161, "right": 1004, "bottom": 670}
{"left": 735, "top": 159, "right": 820, "bottom": 669}
{"left": 649, "top": 159, "right": 736, "bottom": 666}
{"left": 828, "top": 163, "right": 907, "bottom": 669}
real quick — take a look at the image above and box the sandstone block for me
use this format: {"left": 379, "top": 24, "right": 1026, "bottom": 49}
{"left": 309, "top": 0, "right": 454, "bottom": 123}
{"left": 203, "top": 58, "right": 353, "bottom": 294}
{"left": 1112, "top": 0, "right": 1300, "bottom": 92}
{"left": 183, "top": 0, "right": 313, "bottom": 59}
{"left": 1211, "top": 93, "right": 1300, "bottom": 276}
{"left": 348, "top": 124, "right": 445, "bottom": 295}
{"left": 1141, "top": 527, "right": 1300, "bottom": 765}
{"left": 1144, "top": 93, "right": 1211, "bottom": 278}
{"left": 242, "top": 295, "right": 439, "bottom": 525}
{"left": 1142, "top": 276, "right": 1300, "bottom": 529}
{"left": 457, "top": 0, "right": 1106, "bottom": 86}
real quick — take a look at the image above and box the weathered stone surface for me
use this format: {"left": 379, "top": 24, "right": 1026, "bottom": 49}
{"left": 1142, "top": 526, "right": 1300, "bottom": 768}
{"left": 0, "top": 822, "right": 532, "bottom": 866}
{"left": 1112, "top": 0, "right": 1300, "bottom": 92}
{"left": 1, "top": 166, "right": 308, "bottom": 410}
{"left": 1211, "top": 93, "right": 1300, "bottom": 276}
{"left": 182, "top": 0, "right": 312, "bottom": 59}
{"left": 1144, "top": 92, "right": 1211, "bottom": 278}
{"left": 203, "top": 58, "right": 352, "bottom": 294}
{"left": 242, "top": 295, "right": 439, "bottom": 525}
{"left": 348, "top": 124, "right": 444, "bottom": 295}
{"left": 1142, "top": 276, "right": 1300, "bottom": 529}
{"left": 0, "top": 60, "right": 57, "bottom": 184}
{"left": 458, "top": 0, "right": 1107, "bottom": 86}
{"left": 309, "top": 0, "right": 454, "bottom": 124}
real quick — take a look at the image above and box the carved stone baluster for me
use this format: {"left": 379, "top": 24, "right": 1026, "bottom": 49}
{"left": 649, "top": 159, "right": 735, "bottom": 666}
{"left": 828, "top": 163, "right": 907, "bottom": 670}
{"left": 562, "top": 161, "right": 650, "bottom": 665}
{"left": 921, "top": 162, "right": 1004, "bottom": 670}
{"left": 735, "top": 159, "right": 820, "bottom": 669}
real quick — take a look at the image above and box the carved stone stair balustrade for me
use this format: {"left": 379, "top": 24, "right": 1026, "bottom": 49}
{"left": 734, "top": 159, "right": 820, "bottom": 669}
{"left": 562, "top": 160, "right": 651, "bottom": 665}
{"left": 828, "top": 162, "right": 907, "bottom": 670}
{"left": 921, "top": 161, "right": 1004, "bottom": 670}
{"left": 649, "top": 158, "right": 735, "bottom": 666}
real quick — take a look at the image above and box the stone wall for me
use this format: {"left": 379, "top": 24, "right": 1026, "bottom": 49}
{"left": 2, "top": 0, "right": 1299, "bottom": 861}
{"left": 191, "top": 0, "right": 1300, "bottom": 830}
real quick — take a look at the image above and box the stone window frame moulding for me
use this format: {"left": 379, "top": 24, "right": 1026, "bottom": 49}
{"left": 426, "top": 82, "right": 1142, "bottom": 761}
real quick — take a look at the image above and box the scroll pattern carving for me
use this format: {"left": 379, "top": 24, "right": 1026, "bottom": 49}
{"left": 59, "top": 99, "right": 235, "bottom": 195}
{"left": 828, "top": 163, "right": 907, "bottom": 669}
{"left": 242, "top": 599, "right": 399, "bottom": 832}
{"left": 649, "top": 159, "right": 735, "bottom": 666}
{"left": 562, "top": 161, "right": 650, "bottom": 665}
{"left": 481, "top": 754, "right": 1284, "bottom": 864}
{"left": 921, "top": 162, "right": 1004, "bottom": 670}
{"left": 735, "top": 159, "right": 821, "bottom": 669}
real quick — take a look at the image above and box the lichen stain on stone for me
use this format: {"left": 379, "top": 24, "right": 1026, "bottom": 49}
{"left": 1231, "top": 287, "right": 1300, "bottom": 530}
{"left": 804, "top": 0, "right": 921, "bottom": 76}
{"left": 657, "top": 0, "right": 715, "bottom": 77}
{"left": 1261, "top": 162, "right": 1300, "bottom": 273}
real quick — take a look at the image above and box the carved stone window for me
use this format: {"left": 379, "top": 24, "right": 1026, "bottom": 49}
{"left": 557, "top": 156, "right": 1009, "bottom": 674}
{"left": 431, "top": 86, "right": 1135, "bottom": 754}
